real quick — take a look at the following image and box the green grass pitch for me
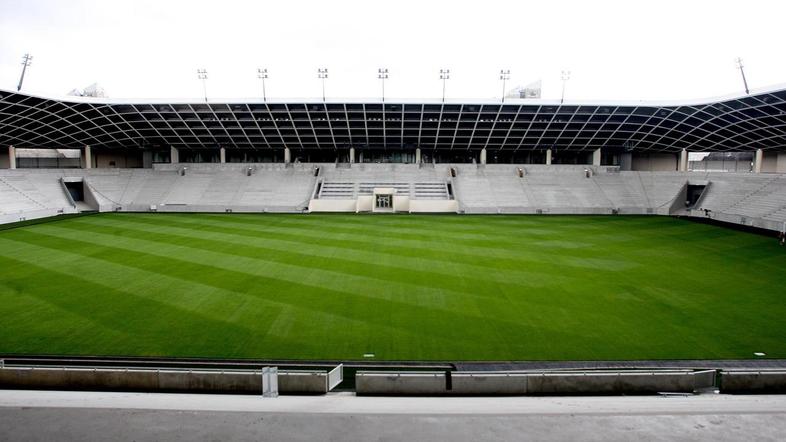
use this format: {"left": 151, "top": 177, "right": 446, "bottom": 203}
{"left": 0, "top": 213, "right": 784, "bottom": 361}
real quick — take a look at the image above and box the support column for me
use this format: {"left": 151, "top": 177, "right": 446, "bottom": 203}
{"left": 592, "top": 148, "right": 601, "bottom": 166}
{"left": 546, "top": 148, "right": 552, "bottom": 165}
{"left": 8, "top": 145, "right": 16, "bottom": 169}
{"left": 754, "top": 148, "right": 763, "bottom": 173}
{"left": 81, "top": 145, "right": 92, "bottom": 169}
{"left": 415, "top": 148, "right": 421, "bottom": 164}
{"left": 620, "top": 153, "right": 632, "bottom": 171}
{"left": 170, "top": 146, "right": 179, "bottom": 164}
{"left": 679, "top": 148, "right": 688, "bottom": 172}
{"left": 480, "top": 148, "right": 487, "bottom": 165}
{"left": 142, "top": 151, "right": 153, "bottom": 168}
{"left": 219, "top": 147, "right": 226, "bottom": 163}
{"left": 284, "top": 147, "right": 291, "bottom": 164}
{"left": 777, "top": 152, "right": 786, "bottom": 173}
{"left": 349, "top": 147, "right": 355, "bottom": 164}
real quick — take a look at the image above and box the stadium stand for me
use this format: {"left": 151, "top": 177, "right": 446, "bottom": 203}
{"left": 2, "top": 164, "right": 785, "bottom": 230}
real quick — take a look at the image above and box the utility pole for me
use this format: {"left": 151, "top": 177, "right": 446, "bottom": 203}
{"left": 318, "top": 68, "right": 328, "bottom": 102}
{"left": 17, "top": 53, "right": 33, "bottom": 92}
{"left": 378, "top": 68, "right": 389, "bottom": 102}
{"left": 736, "top": 57, "right": 750, "bottom": 95}
{"left": 440, "top": 69, "right": 450, "bottom": 102}
{"left": 499, "top": 69, "right": 510, "bottom": 103}
{"left": 257, "top": 68, "right": 268, "bottom": 101}
{"left": 197, "top": 69, "right": 208, "bottom": 102}
{"left": 560, "top": 70, "right": 571, "bottom": 104}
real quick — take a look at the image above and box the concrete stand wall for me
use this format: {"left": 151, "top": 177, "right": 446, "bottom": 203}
{"left": 720, "top": 371, "right": 786, "bottom": 393}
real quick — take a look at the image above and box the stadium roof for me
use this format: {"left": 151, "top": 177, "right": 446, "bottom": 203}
{"left": 1, "top": 85, "right": 786, "bottom": 152}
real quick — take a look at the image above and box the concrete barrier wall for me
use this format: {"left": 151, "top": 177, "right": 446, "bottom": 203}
{"left": 0, "top": 367, "right": 265, "bottom": 394}
{"left": 720, "top": 371, "right": 786, "bottom": 393}
{"left": 356, "top": 371, "right": 446, "bottom": 395}
{"left": 277, "top": 371, "right": 328, "bottom": 394}
{"left": 356, "top": 370, "right": 704, "bottom": 396}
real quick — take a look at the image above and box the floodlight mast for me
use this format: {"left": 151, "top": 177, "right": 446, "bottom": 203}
{"left": 17, "top": 53, "right": 33, "bottom": 92}
{"left": 499, "top": 69, "right": 511, "bottom": 103}
{"left": 378, "top": 68, "right": 389, "bottom": 102}
{"left": 318, "top": 68, "right": 328, "bottom": 102}
{"left": 736, "top": 57, "right": 750, "bottom": 95}
{"left": 560, "top": 70, "right": 571, "bottom": 104}
{"left": 197, "top": 69, "right": 208, "bottom": 102}
{"left": 440, "top": 69, "right": 450, "bottom": 102}
{"left": 257, "top": 68, "right": 269, "bottom": 101}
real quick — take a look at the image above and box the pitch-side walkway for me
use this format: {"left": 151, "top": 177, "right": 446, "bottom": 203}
{"left": 1, "top": 390, "right": 785, "bottom": 441}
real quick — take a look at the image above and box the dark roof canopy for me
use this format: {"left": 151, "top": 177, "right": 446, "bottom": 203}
{"left": 1, "top": 87, "right": 786, "bottom": 152}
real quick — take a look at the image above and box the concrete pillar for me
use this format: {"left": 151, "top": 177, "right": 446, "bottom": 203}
{"left": 546, "top": 148, "right": 552, "bottom": 165}
{"left": 170, "top": 146, "right": 179, "bottom": 164}
{"left": 219, "top": 147, "right": 226, "bottom": 163}
{"left": 754, "top": 148, "right": 763, "bottom": 173}
{"left": 620, "top": 152, "right": 632, "bottom": 171}
{"left": 359, "top": 151, "right": 364, "bottom": 163}
{"left": 8, "top": 145, "right": 16, "bottom": 169}
{"left": 678, "top": 148, "right": 688, "bottom": 172}
{"left": 415, "top": 148, "right": 421, "bottom": 164}
{"left": 592, "top": 148, "right": 601, "bottom": 166}
{"left": 777, "top": 152, "right": 786, "bottom": 173}
{"left": 480, "top": 148, "right": 487, "bottom": 165}
{"left": 142, "top": 151, "right": 153, "bottom": 168}
{"left": 82, "top": 145, "right": 92, "bottom": 169}
{"left": 284, "top": 147, "right": 291, "bottom": 164}
{"left": 349, "top": 147, "right": 355, "bottom": 164}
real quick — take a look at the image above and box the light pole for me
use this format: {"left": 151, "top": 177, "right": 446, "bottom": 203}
{"left": 735, "top": 57, "right": 750, "bottom": 95}
{"left": 17, "top": 53, "right": 33, "bottom": 92}
{"left": 378, "top": 68, "right": 389, "bottom": 102}
{"left": 499, "top": 69, "right": 510, "bottom": 103}
{"left": 257, "top": 68, "right": 268, "bottom": 101}
{"left": 560, "top": 70, "right": 571, "bottom": 104}
{"left": 318, "top": 68, "right": 328, "bottom": 102}
{"left": 440, "top": 69, "right": 450, "bottom": 102}
{"left": 197, "top": 69, "right": 208, "bottom": 102}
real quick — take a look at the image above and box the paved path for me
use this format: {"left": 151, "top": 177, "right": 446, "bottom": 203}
{"left": 1, "top": 390, "right": 785, "bottom": 441}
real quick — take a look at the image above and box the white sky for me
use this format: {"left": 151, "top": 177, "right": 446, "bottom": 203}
{"left": 0, "top": 0, "right": 784, "bottom": 101}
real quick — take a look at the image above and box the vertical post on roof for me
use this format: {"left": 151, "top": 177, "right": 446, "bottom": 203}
{"left": 257, "top": 68, "right": 268, "bottom": 101}
{"left": 377, "top": 68, "right": 389, "bottom": 102}
{"left": 560, "top": 70, "right": 571, "bottom": 104}
{"left": 197, "top": 69, "right": 208, "bottom": 102}
{"left": 439, "top": 69, "right": 450, "bottom": 102}
{"left": 546, "top": 148, "right": 552, "bottom": 165}
{"left": 219, "top": 147, "right": 226, "bottom": 164}
{"left": 8, "top": 145, "right": 16, "bottom": 169}
{"left": 17, "top": 54, "right": 32, "bottom": 92}
{"left": 735, "top": 57, "right": 750, "bottom": 95}
{"left": 318, "top": 68, "right": 328, "bottom": 102}
{"left": 499, "top": 69, "right": 510, "bottom": 103}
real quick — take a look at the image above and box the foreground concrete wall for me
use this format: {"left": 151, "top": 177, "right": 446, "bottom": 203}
{"left": 308, "top": 199, "right": 357, "bottom": 212}
{"left": 760, "top": 152, "right": 779, "bottom": 173}
{"left": 277, "top": 371, "right": 329, "bottom": 394}
{"left": 408, "top": 199, "right": 459, "bottom": 213}
{"left": 356, "top": 370, "right": 709, "bottom": 396}
{"left": 0, "top": 367, "right": 264, "bottom": 394}
{"left": 0, "top": 151, "right": 8, "bottom": 169}
{"left": 720, "top": 371, "right": 786, "bottom": 393}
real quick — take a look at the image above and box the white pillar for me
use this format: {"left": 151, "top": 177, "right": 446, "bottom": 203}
{"left": 679, "top": 148, "right": 688, "bottom": 172}
{"left": 777, "top": 152, "right": 786, "bottom": 173}
{"left": 592, "top": 148, "right": 601, "bottom": 166}
{"left": 8, "top": 145, "right": 16, "bottom": 169}
{"left": 415, "top": 148, "right": 421, "bottom": 164}
{"left": 349, "top": 147, "right": 355, "bottom": 164}
{"left": 219, "top": 147, "right": 226, "bottom": 163}
{"left": 82, "top": 145, "right": 92, "bottom": 169}
{"left": 546, "top": 148, "right": 552, "bottom": 165}
{"left": 284, "top": 147, "right": 291, "bottom": 164}
{"left": 754, "top": 148, "right": 763, "bottom": 173}
{"left": 480, "top": 148, "right": 487, "bottom": 165}
{"left": 170, "top": 146, "right": 179, "bottom": 164}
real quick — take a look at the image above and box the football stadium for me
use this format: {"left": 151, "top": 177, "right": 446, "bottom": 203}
{"left": 1, "top": 84, "right": 785, "bottom": 382}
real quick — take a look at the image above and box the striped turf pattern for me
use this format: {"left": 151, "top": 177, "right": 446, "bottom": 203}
{"left": 0, "top": 213, "right": 784, "bottom": 361}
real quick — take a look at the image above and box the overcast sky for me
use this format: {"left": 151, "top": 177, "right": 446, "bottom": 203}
{"left": 1, "top": 0, "right": 784, "bottom": 102}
